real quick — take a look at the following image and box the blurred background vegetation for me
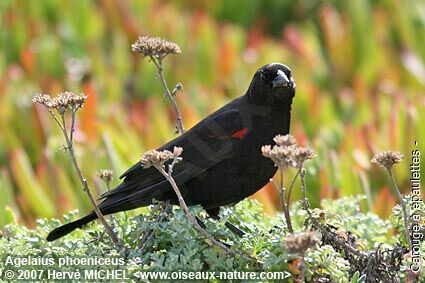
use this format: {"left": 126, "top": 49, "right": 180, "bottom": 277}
{"left": 0, "top": 0, "right": 424, "bottom": 228}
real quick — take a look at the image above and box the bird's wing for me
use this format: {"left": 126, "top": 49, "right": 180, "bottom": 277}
{"left": 99, "top": 107, "right": 248, "bottom": 205}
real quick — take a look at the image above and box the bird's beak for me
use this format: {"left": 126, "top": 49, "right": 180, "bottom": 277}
{"left": 272, "top": 70, "right": 291, "bottom": 88}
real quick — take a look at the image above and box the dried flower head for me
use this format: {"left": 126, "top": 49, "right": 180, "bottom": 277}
{"left": 371, "top": 151, "right": 404, "bottom": 170}
{"left": 131, "top": 36, "right": 181, "bottom": 58}
{"left": 140, "top": 146, "right": 183, "bottom": 169}
{"left": 98, "top": 169, "right": 113, "bottom": 183}
{"left": 284, "top": 231, "right": 319, "bottom": 254}
{"left": 292, "top": 146, "right": 315, "bottom": 167}
{"left": 262, "top": 144, "right": 297, "bottom": 168}
{"left": 55, "top": 91, "right": 87, "bottom": 110}
{"left": 32, "top": 94, "right": 56, "bottom": 108}
{"left": 32, "top": 92, "right": 87, "bottom": 113}
{"left": 262, "top": 134, "right": 315, "bottom": 168}
{"left": 274, "top": 134, "right": 297, "bottom": 147}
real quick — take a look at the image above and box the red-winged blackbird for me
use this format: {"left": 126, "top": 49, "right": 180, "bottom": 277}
{"left": 47, "top": 63, "right": 296, "bottom": 241}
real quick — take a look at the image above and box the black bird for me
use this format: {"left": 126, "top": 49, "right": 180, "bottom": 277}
{"left": 47, "top": 63, "right": 296, "bottom": 241}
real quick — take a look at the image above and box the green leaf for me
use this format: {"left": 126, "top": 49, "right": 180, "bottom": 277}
{"left": 10, "top": 149, "right": 55, "bottom": 218}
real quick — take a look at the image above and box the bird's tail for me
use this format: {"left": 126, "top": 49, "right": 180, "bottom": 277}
{"left": 46, "top": 212, "right": 97, "bottom": 242}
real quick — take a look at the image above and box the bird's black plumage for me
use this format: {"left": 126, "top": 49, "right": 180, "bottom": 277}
{"left": 47, "top": 63, "right": 296, "bottom": 241}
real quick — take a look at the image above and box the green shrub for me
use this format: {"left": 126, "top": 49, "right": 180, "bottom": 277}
{"left": 1, "top": 196, "right": 423, "bottom": 282}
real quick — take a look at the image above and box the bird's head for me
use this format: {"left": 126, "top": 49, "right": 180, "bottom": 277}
{"left": 247, "top": 63, "right": 296, "bottom": 106}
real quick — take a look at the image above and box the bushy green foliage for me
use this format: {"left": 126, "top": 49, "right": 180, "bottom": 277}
{"left": 1, "top": 196, "right": 423, "bottom": 282}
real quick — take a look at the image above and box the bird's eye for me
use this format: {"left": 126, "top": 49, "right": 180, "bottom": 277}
{"left": 260, "top": 70, "right": 273, "bottom": 82}
{"left": 260, "top": 71, "right": 267, "bottom": 82}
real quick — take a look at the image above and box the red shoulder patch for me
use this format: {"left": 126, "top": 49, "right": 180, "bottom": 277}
{"left": 231, "top": 128, "right": 248, "bottom": 139}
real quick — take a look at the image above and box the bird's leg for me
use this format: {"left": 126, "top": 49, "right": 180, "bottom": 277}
{"left": 206, "top": 208, "right": 246, "bottom": 238}
{"left": 224, "top": 222, "right": 246, "bottom": 238}
{"left": 195, "top": 216, "right": 206, "bottom": 229}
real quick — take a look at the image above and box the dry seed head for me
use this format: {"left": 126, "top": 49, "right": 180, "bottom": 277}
{"left": 98, "top": 169, "right": 113, "bottom": 183}
{"left": 274, "top": 134, "right": 297, "bottom": 147}
{"left": 32, "top": 94, "right": 56, "bottom": 108}
{"left": 261, "top": 144, "right": 298, "bottom": 168}
{"left": 284, "top": 231, "right": 319, "bottom": 254}
{"left": 32, "top": 92, "right": 87, "bottom": 112}
{"left": 140, "top": 146, "right": 183, "bottom": 169}
{"left": 140, "top": 149, "right": 174, "bottom": 169}
{"left": 371, "top": 151, "right": 404, "bottom": 170}
{"left": 131, "top": 36, "right": 181, "bottom": 58}
{"left": 292, "top": 146, "right": 315, "bottom": 167}
{"left": 263, "top": 134, "right": 315, "bottom": 168}
{"left": 53, "top": 91, "right": 87, "bottom": 112}
{"left": 55, "top": 91, "right": 87, "bottom": 110}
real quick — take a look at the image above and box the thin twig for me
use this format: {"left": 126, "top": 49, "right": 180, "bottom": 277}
{"left": 299, "top": 168, "right": 313, "bottom": 220}
{"left": 386, "top": 168, "right": 412, "bottom": 251}
{"left": 34, "top": 93, "right": 119, "bottom": 245}
{"left": 150, "top": 56, "right": 185, "bottom": 134}
{"left": 286, "top": 166, "right": 302, "bottom": 212}
{"left": 270, "top": 179, "right": 283, "bottom": 210}
{"left": 48, "top": 110, "right": 65, "bottom": 132}
{"left": 145, "top": 54, "right": 185, "bottom": 246}
{"left": 154, "top": 162, "right": 235, "bottom": 255}
{"left": 278, "top": 168, "right": 285, "bottom": 211}
{"left": 279, "top": 167, "right": 293, "bottom": 233}
{"left": 61, "top": 112, "right": 68, "bottom": 136}
{"left": 299, "top": 168, "right": 363, "bottom": 258}
{"left": 70, "top": 110, "right": 76, "bottom": 142}
{"left": 60, "top": 111, "right": 118, "bottom": 244}
{"left": 296, "top": 164, "right": 402, "bottom": 279}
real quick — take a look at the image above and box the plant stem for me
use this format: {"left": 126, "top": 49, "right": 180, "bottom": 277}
{"left": 143, "top": 55, "right": 185, "bottom": 249}
{"left": 386, "top": 168, "right": 412, "bottom": 251}
{"left": 298, "top": 168, "right": 365, "bottom": 259}
{"left": 279, "top": 167, "right": 293, "bottom": 233}
{"left": 156, "top": 164, "right": 235, "bottom": 255}
{"left": 286, "top": 166, "right": 301, "bottom": 209}
{"left": 150, "top": 56, "right": 185, "bottom": 134}
{"left": 55, "top": 111, "right": 118, "bottom": 244}
{"left": 299, "top": 168, "right": 313, "bottom": 219}
{"left": 70, "top": 109, "right": 76, "bottom": 142}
